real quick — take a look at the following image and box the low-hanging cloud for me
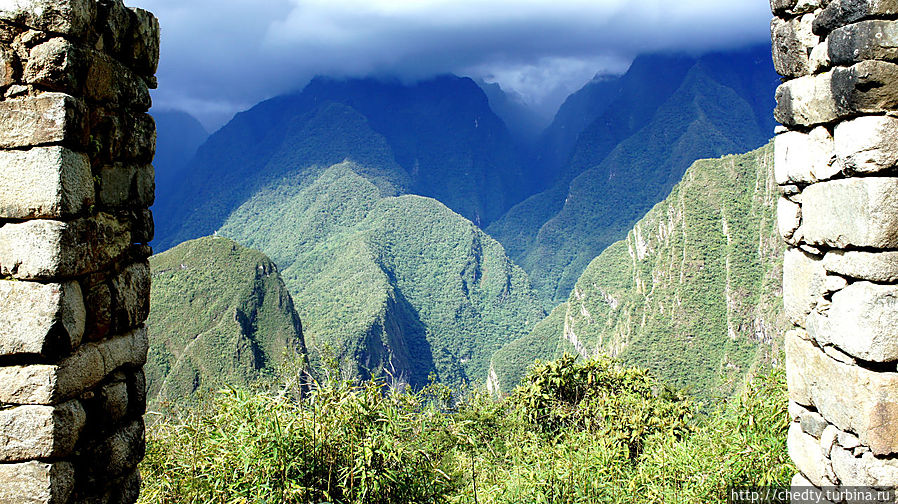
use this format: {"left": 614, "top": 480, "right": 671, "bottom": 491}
{"left": 130, "top": 0, "right": 772, "bottom": 130}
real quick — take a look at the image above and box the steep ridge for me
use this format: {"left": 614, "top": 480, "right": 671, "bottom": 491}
{"left": 490, "top": 143, "right": 786, "bottom": 399}
{"left": 489, "top": 45, "right": 779, "bottom": 303}
{"left": 146, "top": 236, "right": 308, "bottom": 403}
{"left": 219, "top": 160, "right": 546, "bottom": 388}
{"left": 154, "top": 75, "right": 530, "bottom": 250}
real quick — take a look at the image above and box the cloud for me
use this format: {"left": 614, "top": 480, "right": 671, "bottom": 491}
{"left": 130, "top": 0, "right": 772, "bottom": 130}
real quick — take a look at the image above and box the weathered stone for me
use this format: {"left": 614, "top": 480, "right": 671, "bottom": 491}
{"left": 0, "top": 92, "right": 87, "bottom": 149}
{"left": 839, "top": 430, "right": 861, "bottom": 450}
{"left": 0, "top": 461, "right": 74, "bottom": 504}
{"left": 24, "top": 37, "right": 88, "bottom": 92}
{"left": 0, "top": 44, "right": 15, "bottom": 87}
{"left": 809, "top": 281, "right": 898, "bottom": 362}
{"left": 0, "top": 327, "right": 148, "bottom": 405}
{"left": 830, "top": 20, "right": 898, "bottom": 66}
{"left": 801, "top": 410, "right": 829, "bottom": 438}
{"left": 776, "top": 62, "right": 898, "bottom": 126}
{"left": 790, "top": 400, "right": 811, "bottom": 422}
{"left": 784, "top": 248, "right": 826, "bottom": 326}
{"left": 778, "top": 197, "right": 802, "bottom": 241}
{"left": 774, "top": 127, "right": 840, "bottom": 185}
{"left": 90, "top": 110, "right": 156, "bottom": 163}
{"left": 820, "top": 424, "right": 839, "bottom": 458}
{"left": 831, "top": 444, "right": 898, "bottom": 487}
{"left": 0, "top": 0, "right": 95, "bottom": 39}
{"left": 84, "top": 51, "right": 151, "bottom": 111}
{"left": 800, "top": 177, "right": 898, "bottom": 249}
{"left": 823, "top": 250, "right": 898, "bottom": 282}
{"left": 834, "top": 115, "right": 898, "bottom": 174}
{"left": 771, "top": 0, "right": 799, "bottom": 15}
{"left": 125, "top": 8, "right": 159, "bottom": 75}
{"left": 773, "top": 15, "right": 819, "bottom": 78}
{"left": 814, "top": 0, "right": 898, "bottom": 36}
{"left": 789, "top": 422, "right": 829, "bottom": 487}
{"left": 822, "top": 274, "right": 847, "bottom": 294}
{"left": 0, "top": 146, "right": 93, "bottom": 219}
{"left": 0, "top": 401, "right": 84, "bottom": 462}
{"left": 109, "top": 261, "right": 150, "bottom": 332}
{"left": 80, "top": 419, "right": 144, "bottom": 481}
{"left": 131, "top": 207, "right": 153, "bottom": 244}
{"left": 0, "top": 280, "right": 85, "bottom": 357}
{"left": 0, "top": 214, "right": 131, "bottom": 280}
{"left": 787, "top": 332, "right": 898, "bottom": 455}
{"left": 96, "top": 164, "right": 135, "bottom": 208}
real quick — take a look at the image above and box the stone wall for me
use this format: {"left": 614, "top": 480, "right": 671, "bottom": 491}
{"left": 772, "top": 0, "right": 898, "bottom": 494}
{"left": 0, "top": 1, "right": 158, "bottom": 502}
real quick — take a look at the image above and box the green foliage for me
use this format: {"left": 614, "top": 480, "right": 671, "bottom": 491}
{"left": 146, "top": 236, "right": 308, "bottom": 404}
{"left": 492, "top": 143, "right": 785, "bottom": 402}
{"left": 141, "top": 356, "right": 793, "bottom": 504}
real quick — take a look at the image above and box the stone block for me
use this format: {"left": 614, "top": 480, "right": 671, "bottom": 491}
{"left": 783, "top": 248, "right": 826, "bottom": 326}
{"left": 0, "top": 280, "right": 84, "bottom": 357}
{"left": 0, "top": 0, "right": 95, "bottom": 39}
{"left": 109, "top": 261, "right": 150, "bottom": 332}
{"left": 809, "top": 40, "right": 830, "bottom": 74}
{"left": 0, "top": 44, "right": 16, "bottom": 88}
{"left": 831, "top": 444, "right": 898, "bottom": 487}
{"left": 84, "top": 51, "right": 151, "bottom": 111}
{"left": 814, "top": 0, "right": 898, "bottom": 36}
{"left": 79, "top": 419, "right": 144, "bottom": 482}
{"left": 775, "top": 61, "right": 898, "bottom": 126}
{"left": 772, "top": 15, "right": 819, "bottom": 78}
{"left": 778, "top": 197, "right": 801, "bottom": 241}
{"left": 823, "top": 250, "right": 898, "bottom": 283}
{"left": 787, "top": 332, "right": 898, "bottom": 455}
{"left": 800, "top": 177, "right": 898, "bottom": 249}
{"left": 0, "top": 214, "right": 131, "bottom": 280}
{"left": 126, "top": 8, "right": 159, "bottom": 76}
{"left": 820, "top": 424, "right": 839, "bottom": 458}
{"left": 90, "top": 110, "right": 156, "bottom": 163}
{"left": 834, "top": 115, "right": 898, "bottom": 174}
{"left": 809, "top": 281, "right": 898, "bottom": 362}
{"left": 772, "top": 0, "right": 823, "bottom": 16}
{"left": 95, "top": 163, "right": 154, "bottom": 209}
{"left": 0, "top": 146, "right": 93, "bottom": 219}
{"left": 0, "top": 327, "right": 148, "bottom": 405}
{"left": 788, "top": 422, "right": 829, "bottom": 487}
{"left": 23, "top": 37, "right": 88, "bottom": 93}
{"left": 774, "top": 127, "right": 840, "bottom": 185}
{"left": 0, "top": 461, "right": 74, "bottom": 504}
{"left": 830, "top": 20, "right": 898, "bottom": 65}
{"left": 0, "top": 401, "right": 84, "bottom": 462}
{"left": 0, "top": 92, "right": 87, "bottom": 149}
{"left": 800, "top": 411, "right": 828, "bottom": 438}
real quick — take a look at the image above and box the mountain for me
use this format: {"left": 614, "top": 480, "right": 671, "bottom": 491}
{"left": 488, "top": 143, "right": 786, "bottom": 399}
{"left": 217, "top": 156, "right": 546, "bottom": 388}
{"left": 476, "top": 79, "right": 546, "bottom": 142}
{"left": 145, "top": 236, "right": 308, "bottom": 403}
{"left": 153, "top": 75, "right": 534, "bottom": 251}
{"left": 488, "top": 45, "right": 779, "bottom": 304}
{"left": 150, "top": 110, "right": 208, "bottom": 227}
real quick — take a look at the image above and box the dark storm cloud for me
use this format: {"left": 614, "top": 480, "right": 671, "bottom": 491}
{"left": 131, "top": 0, "right": 772, "bottom": 129}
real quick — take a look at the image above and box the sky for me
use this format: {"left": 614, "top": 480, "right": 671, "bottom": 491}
{"left": 130, "top": 0, "right": 773, "bottom": 131}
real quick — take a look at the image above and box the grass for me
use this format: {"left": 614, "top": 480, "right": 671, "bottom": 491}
{"left": 140, "top": 355, "right": 793, "bottom": 504}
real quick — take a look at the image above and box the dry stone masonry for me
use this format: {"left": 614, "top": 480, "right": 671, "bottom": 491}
{"left": 773, "top": 0, "right": 898, "bottom": 495}
{"left": 0, "top": 0, "right": 158, "bottom": 502}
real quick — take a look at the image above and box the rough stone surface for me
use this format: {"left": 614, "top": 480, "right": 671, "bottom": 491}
{"left": 834, "top": 115, "right": 898, "bottom": 174}
{"left": 772, "top": 14, "right": 819, "bottom": 78}
{"left": 808, "top": 281, "right": 898, "bottom": 362}
{"left": 823, "top": 250, "right": 898, "bottom": 282}
{"left": 0, "top": 214, "right": 131, "bottom": 280}
{"left": 0, "top": 461, "right": 74, "bottom": 504}
{"left": 0, "top": 280, "right": 85, "bottom": 357}
{"left": 783, "top": 248, "right": 826, "bottom": 326}
{"left": 814, "top": 0, "right": 898, "bottom": 36}
{"left": 0, "top": 327, "right": 149, "bottom": 405}
{"left": 0, "top": 0, "right": 95, "bottom": 39}
{"left": 831, "top": 444, "right": 898, "bottom": 487}
{"left": 787, "top": 332, "right": 898, "bottom": 456}
{"left": 774, "top": 127, "right": 840, "bottom": 184}
{"left": 800, "top": 177, "right": 898, "bottom": 248}
{"left": 820, "top": 424, "right": 839, "bottom": 457}
{"left": 788, "top": 422, "right": 829, "bottom": 487}
{"left": 0, "top": 146, "right": 93, "bottom": 219}
{"left": 800, "top": 411, "right": 829, "bottom": 438}
{"left": 0, "top": 401, "right": 85, "bottom": 462}
{"left": 778, "top": 196, "right": 802, "bottom": 241}
{"left": 0, "top": 92, "right": 86, "bottom": 149}
{"left": 830, "top": 19, "right": 898, "bottom": 65}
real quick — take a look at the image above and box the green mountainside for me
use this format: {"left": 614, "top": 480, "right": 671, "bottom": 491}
{"left": 146, "top": 237, "right": 308, "bottom": 403}
{"left": 218, "top": 158, "right": 546, "bottom": 388}
{"left": 489, "top": 46, "right": 778, "bottom": 304}
{"left": 489, "top": 143, "right": 786, "bottom": 400}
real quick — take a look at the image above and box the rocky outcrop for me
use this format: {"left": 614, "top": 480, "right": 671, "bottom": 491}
{"left": 772, "top": 0, "right": 898, "bottom": 492}
{"left": 0, "top": 0, "right": 158, "bottom": 502}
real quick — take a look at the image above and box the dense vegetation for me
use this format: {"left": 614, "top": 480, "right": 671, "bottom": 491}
{"left": 146, "top": 236, "right": 307, "bottom": 403}
{"left": 490, "top": 143, "right": 785, "bottom": 400}
{"left": 488, "top": 45, "right": 779, "bottom": 303}
{"left": 140, "top": 355, "right": 792, "bottom": 503}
